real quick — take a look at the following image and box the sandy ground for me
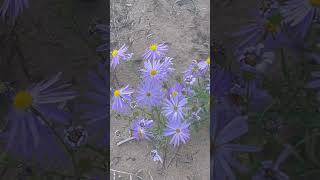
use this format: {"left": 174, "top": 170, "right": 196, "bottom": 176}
{"left": 110, "top": 0, "right": 210, "bottom": 179}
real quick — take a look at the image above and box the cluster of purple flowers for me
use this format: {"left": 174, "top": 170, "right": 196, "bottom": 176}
{"left": 109, "top": 40, "right": 210, "bottom": 151}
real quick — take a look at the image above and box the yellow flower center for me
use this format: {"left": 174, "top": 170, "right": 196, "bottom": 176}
{"left": 192, "top": 66, "right": 198, "bottom": 72}
{"left": 171, "top": 91, "right": 178, "bottom": 97}
{"left": 150, "top": 69, "right": 157, "bottom": 76}
{"left": 265, "top": 21, "right": 278, "bottom": 33}
{"left": 114, "top": 90, "right": 121, "bottom": 97}
{"left": 310, "top": 0, "right": 320, "bottom": 7}
{"left": 175, "top": 128, "right": 181, "bottom": 134}
{"left": 14, "top": 91, "right": 33, "bottom": 110}
{"left": 149, "top": 44, "right": 158, "bottom": 52}
{"left": 206, "top": 57, "right": 210, "bottom": 65}
{"left": 111, "top": 49, "right": 118, "bottom": 57}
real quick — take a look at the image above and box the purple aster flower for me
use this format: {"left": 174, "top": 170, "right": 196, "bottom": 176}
{"left": 211, "top": 114, "right": 260, "bottom": 180}
{"left": 110, "top": 44, "right": 133, "bottom": 69}
{"left": 80, "top": 63, "right": 108, "bottom": 147}
{"left": 141, "top": 59, "right": 172, "bottom": 83}
{"left": 136, "top": 80, "right": 164, "bottom": 108}
{"left": 198, "top": 56, "right": 211, "bottom": 75}
{"left": 167, "top": 83, "right": 184, "bottom": 99}
{"left": 231, "top": 4, "right": 288, "bottom": 52}
{"left": 0, "top": 0, "right": 29, "bottom": 23}
{"left": 160, "top": 56, "right": 175, "bottom": 73}
{"left": 183, "top": 60, "right": 202, "bottom": 79}
{"left": 0, "top": 72, "right": 76, "bottom": 168}
{"left": 252, "top": 145, "right": 292, "bottom": 180}
{"left": 112, "top": 85, "right": 133, "bottom": 114}
{"left": 131, "top": 118, "right": 154, "bottom": 140}
{"left": 281, "top": 0, "right": 320, "bottom": 38}
{"left": 164, "top": 120, "right": 190, "bottom": 147}
{"left": 237, "top": 43, "right": 275, "bottom": 75}
{"left": 143, "top": 42, "right": 168, "bottom": 61}
{"left": 162, "top": 95, "right": 187, "bottom": 122}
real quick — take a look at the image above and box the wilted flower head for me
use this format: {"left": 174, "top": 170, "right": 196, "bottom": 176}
{"left": 238, "top": 43, "right": 275, "bottom": 75}
{"left": 112, "top": 85, "right": 134, "bottom": 114}
{"left": 0, "top": 0, "right": 29, "bottom": 23}
{"left": 162, "top": 95, "right": 187, "bottom": 122}
{"left": 64, "top": 126, "right": 88, "bottom": 148}
{"left": 141, "top": 59, "right": 172, "bottom": 83}
{"left": 131, "top": 118, "right": 154, "bottom": 140}
{"left": 136, "top": 80, "right": 164, "bottom": 108}
{"left": 110, "top": 44, "right": 133, "bottom": 69}
{"left": 151, "top": 149, "right": 163, "bottom": 163}
{"left": 164, "top": 120, "right": 190, "bottom": 147}
{"left": 183, "top": 75, "right": 197, "bottom": 85}
{"left": 252, "top": 145, "right": 292, "bottom": 180}
{"left": 143, "top": 42, "right": 168, "bottom": 61}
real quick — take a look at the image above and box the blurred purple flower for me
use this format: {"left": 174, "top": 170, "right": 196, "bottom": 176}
{"left": 143, "top": 43, "right": 168, "bottom": 61}
{"left": 0, "top": 0, "right": 29, "bottom": 23}
{"left": 110, "top": 44, "right": 133, "bottom": 69}
{"left": 136, "top": 80, "right": 164, "bottom": 108}
{"left": 162, "top": 95, "right": 187, "bottom": 122}
{"left": 252, "top": 145, "right": 292, "bottom": 180}
{"left": 164, "top": 120, "right": 190, "bottom": 147}
{"left": 281, "top": 0, "right": 320, "bottom": 38}
{"left": 0, "top": 73, "right": 76, "bottom": 168}
{"left": 231, "top": 4, "right": 288, "bottom": 52}
{"left": 183, "top": 75, "right": 197, "bottom": 85}
{"left": 80, "top": 63, "right": 108, "bottom": 147}
{"left": 198, "top": 56, "right": 210, "bottom": 75}
{"left": 112, "top": 85, "right": 134, "bottom": 114}
{"left": 212, "top": 66, "right": 234, "bottom": 100}
{"left": 183, "top": 60, "right": 202, "bottom": 80}
{"left": 131, "top": 118, "right": 154, "bottom": 140}
{"left": 212, "top": 115, "right": 260, "bottom": 180}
